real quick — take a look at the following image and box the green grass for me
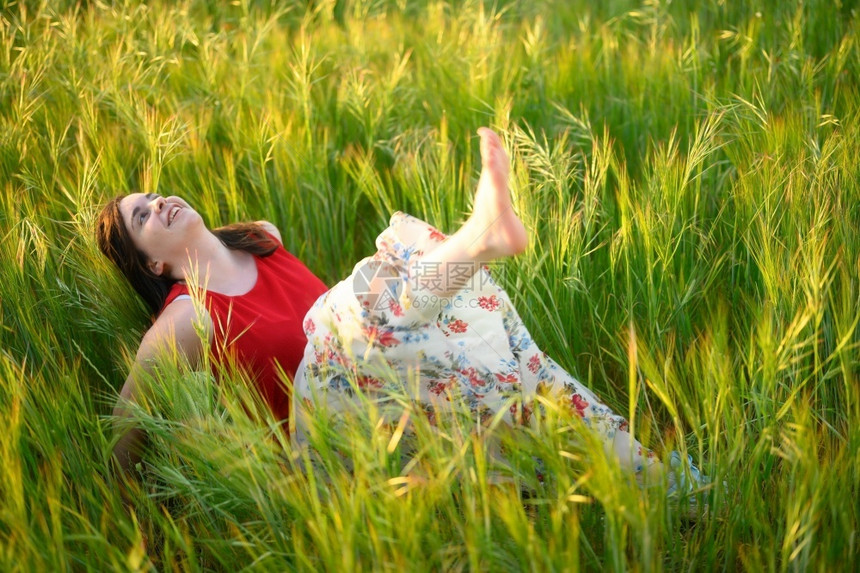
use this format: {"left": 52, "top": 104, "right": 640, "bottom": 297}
{"left": 1, "top": 0, "right": 858, "bottom": 569}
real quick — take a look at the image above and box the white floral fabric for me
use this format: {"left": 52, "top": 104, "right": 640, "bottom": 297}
{"left": 293, "top": 212, "right": 656, "bottom": 473}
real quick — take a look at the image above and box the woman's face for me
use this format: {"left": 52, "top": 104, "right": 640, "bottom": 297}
{"left": 118, "top": 193, "right": 203, "bottom": 274}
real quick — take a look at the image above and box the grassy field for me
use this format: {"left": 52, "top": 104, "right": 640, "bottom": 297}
{"left": 1, "top": 0, "right": 858, "bottom": 570}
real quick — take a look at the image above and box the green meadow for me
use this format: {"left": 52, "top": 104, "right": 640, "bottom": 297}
{"left": 1, "top": 0, "right": 858, "bottom": 569}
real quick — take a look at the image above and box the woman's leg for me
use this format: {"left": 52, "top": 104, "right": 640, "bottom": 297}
{"left": 298, "top": 128, "right": 706, "bottom": 499}
{"left": 413, "top": 128, "right": 666, "bottom": 484}
{"left": 411, "top": 128, "right": 528, "bottom": 299}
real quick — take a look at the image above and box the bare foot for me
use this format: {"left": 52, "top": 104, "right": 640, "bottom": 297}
{"left": 465, "top": 127, "right": 528, "bottom": 260}
{"left": 406, "top": 128, "right": 528, "bottom": 300}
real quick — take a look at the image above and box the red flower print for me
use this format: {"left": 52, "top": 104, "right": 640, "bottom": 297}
{"left": 363, "top": 325, "right": 401, "bottom": 347}
{"left": 356, "top": 375, "right": 384, "bottom": 390}
{"left": 460, "top": 367, "right": 486, "bottom": 389}
{"left": 388, "top": 299, "right": 404, "bottom": 317}
{"left": 448, "top": 319, "right": 468, "bottom": 333}
{"left": 303, "top": 317, "right": 316, "bottom": 334}
{"left": 429, "top": 228, "right": 446, "bottom": 242}
{"left": 477, "top": 295, "right": 500, "bottom": 311}
{"left": 323, "top": 346, "right": 348, "bottom": 367}
{"left": 571, "top": 394, "right": 589, "bottom": 418}
{"left": 495, "top": 372, "right": 519, "bottom": 384}
{"left": 429, "top": 379, "right": 452, "bottom": 396}
{"left": 510, "top": 402, "right": 533, "bottom": 426}
{"left": 521, "top": 403, "right": 533, "bottom": 425}
{"left": 527, "top": 354, "right": 541, "bottom": 374}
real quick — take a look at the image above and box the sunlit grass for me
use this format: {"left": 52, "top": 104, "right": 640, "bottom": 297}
{"left": 0, "top": 0, "right": 857, "bottom": 570}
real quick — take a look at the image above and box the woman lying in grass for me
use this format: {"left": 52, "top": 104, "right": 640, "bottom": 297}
{"left": 97, "top": 128, "right": 708, "bottom": 499}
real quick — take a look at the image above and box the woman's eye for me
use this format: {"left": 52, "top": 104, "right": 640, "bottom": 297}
{"left": 139, "top": 212, "right": 147, "bottom": 225}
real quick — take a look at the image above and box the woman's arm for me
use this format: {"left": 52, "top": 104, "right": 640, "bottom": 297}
{"left": 112, "top": 299, "right": 210, "bottom": 474}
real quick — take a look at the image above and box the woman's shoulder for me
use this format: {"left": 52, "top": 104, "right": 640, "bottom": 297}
{"left": 255, "top": 220, "right": 283, "bottom": 246}
{"left": 152, "top": 296, "right": 198, "bottom": 329}
{"left": 140, "top": 296, "right": 211, "bottom": 362}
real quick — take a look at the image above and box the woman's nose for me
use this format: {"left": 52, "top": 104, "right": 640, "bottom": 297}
{"left": 150, "top": 196, "right": 165, "bottom": 212}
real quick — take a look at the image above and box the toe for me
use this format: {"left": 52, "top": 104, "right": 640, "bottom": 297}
{"left": 478, "top": 128, "right": 492, "bottom": 162}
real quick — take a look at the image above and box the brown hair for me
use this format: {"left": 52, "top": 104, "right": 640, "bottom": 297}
{"left": 95, "top": 195, "right": 278, "bottom": 315}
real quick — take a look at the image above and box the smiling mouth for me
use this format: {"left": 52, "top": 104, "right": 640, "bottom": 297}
{"left": 167, "top": 205, "right": 181, "bottom": 226}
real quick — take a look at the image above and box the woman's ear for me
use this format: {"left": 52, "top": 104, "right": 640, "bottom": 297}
{"left": 147, "top": 259, "right": 165, "bottom": 276}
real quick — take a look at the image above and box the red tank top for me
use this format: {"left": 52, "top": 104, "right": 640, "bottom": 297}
{"left": 162, "top": 245, "right": 328, "bottom": 423}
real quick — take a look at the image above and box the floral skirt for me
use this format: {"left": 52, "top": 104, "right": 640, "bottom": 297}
{"left": 294, "top": 212, "right": 656, "bottom": 473}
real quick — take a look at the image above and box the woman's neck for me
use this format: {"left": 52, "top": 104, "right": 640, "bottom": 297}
{"left": 174, "top": 231, "right": 256, "bottom": 294}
